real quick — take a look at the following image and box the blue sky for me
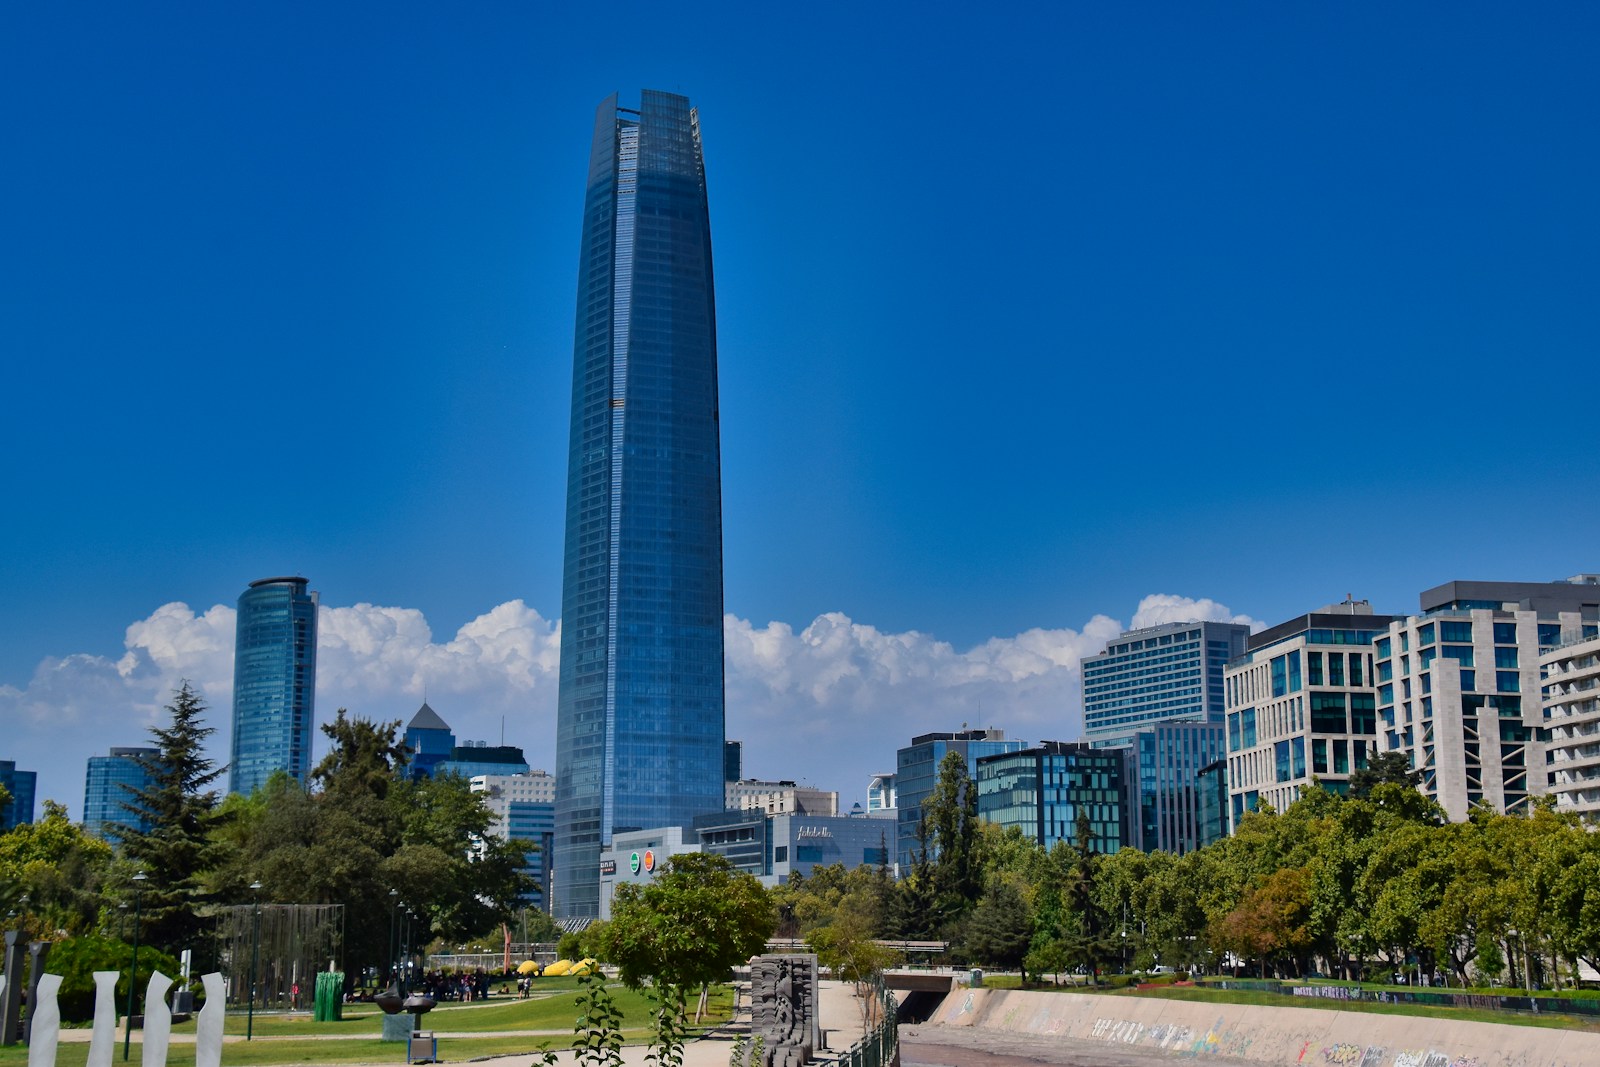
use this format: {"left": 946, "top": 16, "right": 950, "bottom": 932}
{"left": 3, "top": 3, "right": 1597, "bottom": 815}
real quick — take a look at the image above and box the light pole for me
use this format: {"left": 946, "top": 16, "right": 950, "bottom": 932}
{"left": 388, "top": 889, "right": 399, "bottom": 986}
{"left": 117, "top": 902, "right": 127, "bottom": 940}
{"left": 122, "top": 871, "right": 146, "bottom": 1061}
{"left": 247, "top": 881, "right": 262, "bottom": 1041}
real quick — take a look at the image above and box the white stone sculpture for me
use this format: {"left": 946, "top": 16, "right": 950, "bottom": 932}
{"left": 87, "top": 971, "right": 120, "bottom": 1067}
{"left": 141, "top": 971, "right": 175, "bottom": 1067}
{"left": 26, "top": 973, "right": 61, "bottom": 1067}
{"left": 194, "top": 973, "right": 225, "bottom": 1067}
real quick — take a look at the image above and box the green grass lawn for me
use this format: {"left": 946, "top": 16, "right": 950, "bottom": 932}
{"left": 0, "top": 982, "right": 736, "bottom": 1067}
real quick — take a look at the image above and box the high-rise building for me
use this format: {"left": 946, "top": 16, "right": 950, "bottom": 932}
{"left": 867, "top": 773, "right": 896, "bottom": 813}
{"left": 230, "top": 576, "right": 318, "bottom": 796}
{"left": 1224, "top": 600, "right": 1399, "bottom": 827}
{"left": 471, "top": 773, "right": 557, "bottom": 911}
{"left": 976, "top": 741, "right": 1126, "bottom": 854}
{"left": 1132, "top": 720, "right": 1228, "bottom": 854}
{"left": 0, "top": 760, "right": 37, "bottom": 832}
{"left": 1543, "top": 631, "right": 1600, "bottom": 816}
{"left": 1082, "top": 621, "right": 1249, "bottom": 748}
{"left": 1380, "top": 577, "right": 1599, "bottom": 820}
{"left": 403, "top": 703, "right": 456, "bottom": 780}
{"left": 894, "top": 729, "right": 1026, "bottom": 873}
{"left": 553, "top": 90, "right": 727, "bottom": 918}
{"left": 83, "top": 746, "right": 160, "bottom": 843}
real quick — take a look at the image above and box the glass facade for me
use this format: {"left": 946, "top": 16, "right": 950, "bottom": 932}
{"left": 83, "top": 746, "right": 160, "bottom": 843}
{"left": 0, "top": 760, "right": 37, "bottom": 831}
{"left": 554, "top": 91, "right": 726, "bottom": 918}
{"left": 1135, "top": 721, "right": 1226, "bottom": 854}
{"left": 894, "top": 730, "right": 1025, "bottom": 873}
{"left": 1082, "top": 621, "right": 1248, "bottom": 749}
{"left": 975, "top": 742, "right": 1125, "bottom": 854}
{"left": 230, "top": 576, "right": 318, "bottom": 796}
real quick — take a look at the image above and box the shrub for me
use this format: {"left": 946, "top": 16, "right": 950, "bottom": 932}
{"left": 43, "top": 935, "right": 181, "bottom": 1024}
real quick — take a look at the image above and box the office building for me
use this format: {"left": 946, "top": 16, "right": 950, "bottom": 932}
{"left": 867, "top": 773, "right": 896, "bottom": 813}
{"left": 472, "top": 774, "right": 557, "bottom": 911}
{"left": 229, "top": 576, "right": 318, "bottom": 796}
{"left": 1132, "top": 720, "right": 1227, "bottom": 854}
{"left": 436, "top": 742, "right": 531, "bottom": 780}
{"left": 1195, "top": 759, "right": 1228, "bottom": 849}
{"left": 0, "top": 761, "right": 37, "bottom": 831}
{"left": 976, "top": 741, "right": 1125, "bottom": 853}
{"left": 1225, "top": 600, "right": 1400, "bottom": 827}
{"left": 83, "top": 746, "right": 159, "bottom": 843}
{"left": 724, "top": 741, "right": 743, "bottom": 783}
{"left": 1082, "top": 621, "right": 1249, "bottom": 749}
{"left": 894, "top": 729, "right": 1026, "bottom": 873}
{"left": 597, "top": 827, "right": 701, "bottom": 920}
{"left": 725, "top": 779, "right": 838, "bottom": 816}
{"left": 1544, "top": 632, "right": 1600, "bottom": 817}
{"left": 1380, "top": 578, "right": 1600, "bottom": 821}
{"left": 404, "top": 703, "right": 456, "bottom": 780}
{"left": 554, "top": 90, "right": 727, "bottom": 917}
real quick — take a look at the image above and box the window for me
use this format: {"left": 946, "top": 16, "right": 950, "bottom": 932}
{"left": 774, "top": 846, "right": 788, "bottom": 863}
{"left": 1333, "top": 739, "right": 1350, "bottom": 775}
{"left": 1289, "top": 651, "right": 1302, "bottom": 693}
{"left": 1441, "top": 621, "right": 1473, "bottom": 643}
{"left": 1308, "top": 651, "right": 1323, "bottom": 686}
{"left": 1348, "top": 654, "right": 1364, "bottom": 687}
{"left": 1378, "top": 660, "right": 1393, "bottom": 682}
{"left": 1443, "top": 645, "right": 1474, "bottom": 666}
{"left": 1351, "top": 693, "right": 1376, "bottom": 734}
{"left": 1497, "top": 671, "right": 1521, "bottom": 693}
{"left": 1275, "top": 740, "right": 1292, "bottom": 783}
{"left": 1376, "top": 637, "right": 1392, "bottom": 659}
{"left": 1330, "top": 653, "right": 1346, "bottom": 687}
{"left": 1418, "top": 623, "right": 1435, "bottom": 645}
{"left": 1271, "top": 656, "right": 1288, "bottom": 698}
{"left": 1313, "top": 738, "right": 1328, "bottom": 774}
{"left": 1495, "top": 647, "right": 1519, "bottom": 669}
{"left": 1494, "top": 622, "right": 1517, "bottom": 644}
{"left": 1311, "top": 692, "right": 1348, "bottom": 733}
{"left": 1460, "top": 669, "right": 1476, "bottom": 691}
{"left": 1378, "top": 683, "right": 1394, "bottom": 705}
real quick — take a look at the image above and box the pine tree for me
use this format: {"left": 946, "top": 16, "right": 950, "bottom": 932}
{"left": 119, "top": 681, "right": 229, "bottom": 954}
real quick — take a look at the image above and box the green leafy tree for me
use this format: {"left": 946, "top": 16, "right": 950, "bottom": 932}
{"left": 1348, "top": 752, "right": 1422, "bottom": 798}
{"left": 807, "top": 886, "right": 901, "bottom": 1032}
{"left": 592, "top": 852, "right": 774, "bottom": 1023}
{"left": 925, "top": 751, "right": 983, "bottom": 912}
{"left": 0, "top": 799, "right": 113, "bottom": 936}
{"left": 119, "top": 681, "right": 229, "bottom": 955}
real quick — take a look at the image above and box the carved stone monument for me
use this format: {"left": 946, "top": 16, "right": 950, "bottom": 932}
{"left": 748, "top": 954, "right": 819, "bottom": 1067}
{"left": 25, "top": 973, "right": 60, "bottom": 1067}
{"left": 88, "top": 971, "right": 120, "bottom": 1067}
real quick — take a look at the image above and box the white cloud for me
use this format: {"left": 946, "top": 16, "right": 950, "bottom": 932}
{"left": 1130, "top": 593, "right": 1262, "bottom": 631}
{"left": 1, "top": 592, "right": 1256, "bottom": 816}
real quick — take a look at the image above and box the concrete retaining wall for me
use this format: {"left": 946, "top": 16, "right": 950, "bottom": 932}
{"left": 926, "top": 986, "right": 1600, "bottom": 1067}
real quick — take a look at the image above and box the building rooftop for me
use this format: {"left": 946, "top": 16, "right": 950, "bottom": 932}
{"left": 406, "top": 702, "right": 452, "bottom": 732}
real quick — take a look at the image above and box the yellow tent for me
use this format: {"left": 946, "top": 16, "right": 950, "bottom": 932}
{"left": 544, "top": 959, "right": 573, "bottom": 976}
{"left": 517, "top": 960, "right": 541, "bottom": 975}
{"left": 570, "top": 959, "right": 598, "bottom": 976}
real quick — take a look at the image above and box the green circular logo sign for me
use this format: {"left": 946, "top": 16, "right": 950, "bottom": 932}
{"left": 629, "top": 851, "right": 641, "bottom": 874}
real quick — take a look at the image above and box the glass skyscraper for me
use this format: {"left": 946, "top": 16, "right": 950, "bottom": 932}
{"left": 83, "top": 746, "right": 160, "bottom": 843}
{"left": 230, "top": 576, "right": 318, "bottom": 796}
{"left": 553, "top": 91, "right": 726, "bottom": 918}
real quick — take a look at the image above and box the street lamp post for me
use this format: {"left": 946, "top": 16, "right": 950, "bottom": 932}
{"left": 247, "top": 881, "right": 263, "bottom": 1041}
{"left": 122, "top": 872, "right": 147, "bottom": 1061}
{"left": 388, "top": 889, "right": 399, "bottom": 986}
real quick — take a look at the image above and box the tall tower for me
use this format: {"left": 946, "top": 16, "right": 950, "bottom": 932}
{"left": 554, "top": 91, "right": 726, "bottom": 917}
{"left": 230, "top": 576, "right": 318, "bottom": 795}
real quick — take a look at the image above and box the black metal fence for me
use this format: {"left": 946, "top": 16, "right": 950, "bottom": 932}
{"left": 825, "top": 979, "right": 900, "bottom": 1067}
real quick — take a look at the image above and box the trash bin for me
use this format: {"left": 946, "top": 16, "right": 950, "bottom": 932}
{"left": 969, "top": 969, "right": 984, "bottom": 987}
{"left": 407, "top": 1030, "right": 437, "bottom": 1064}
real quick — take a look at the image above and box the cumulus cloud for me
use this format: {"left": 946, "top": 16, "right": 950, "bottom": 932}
{"left": 1130, "top": 593, "right": 1262, "bottom": 632}
{"left": 2, "top": 592, "right": 1256, "bottom": 815}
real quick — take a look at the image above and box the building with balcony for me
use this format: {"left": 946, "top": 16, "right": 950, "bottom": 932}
{"left": 1543, "top": 634, "right": 1600, "bottom": 816}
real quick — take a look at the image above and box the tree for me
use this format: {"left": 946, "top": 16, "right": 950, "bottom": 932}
{"left": 1348, "top": 752, "right": 1421, "bottom": 798}
{"left": 591, "top": 852, "right": 774, "bottom": 1022}
{"left": 807, "top": 887, "right": 901, "bottom": 1032}
{"left": 925, "top": 751, "right": 983, "bottom": 911}
{"left": 963, "top": 880, "right": 1034, "bottom": 981}
{"left": 119, "top": 681, "right": 229, "bottom": 954}
{"left": 0, "top": 800, "right": 113, "bottom": 937}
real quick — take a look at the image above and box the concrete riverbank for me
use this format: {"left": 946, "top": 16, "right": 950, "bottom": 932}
{"left": 916, "top": 985, "right": 1600, "bottom": 1067}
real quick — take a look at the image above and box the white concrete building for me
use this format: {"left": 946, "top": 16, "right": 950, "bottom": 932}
{"left": 724, "top": 778, "right": 838, "bottom": 816}
{"left": 1379, "top": 578, "right": 1600, "bottom": 821}
{"left": 470, "top": 770, "right": 556, "bottom": 837}
{"left": 1542, "top": 633, "right": 1600, "bottom": 817}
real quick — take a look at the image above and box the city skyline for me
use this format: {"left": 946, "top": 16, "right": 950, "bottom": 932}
{"left": 4, "top": 6, "right": 1598, "bottom": 816}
